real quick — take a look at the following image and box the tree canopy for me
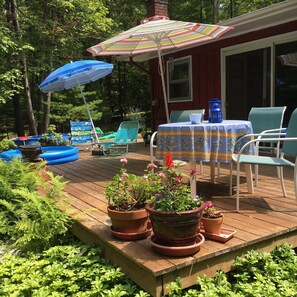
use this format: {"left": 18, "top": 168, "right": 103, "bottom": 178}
{"left": 0, "top": 0, "right": 285, "bottom": 136}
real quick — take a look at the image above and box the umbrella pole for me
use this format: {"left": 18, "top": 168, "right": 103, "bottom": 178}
{"left": 157, "top": 45, "right": 170, "bottom": 123}
{"left": 77, "top": 82, "right": 100, "bottom": 144}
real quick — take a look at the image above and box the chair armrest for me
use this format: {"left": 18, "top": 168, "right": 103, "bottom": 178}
{"left": 234, "top": 132, "right": 287, "bottom": 147}
{"left": 257, "top": 127, "right": 287, "bottom": 139}
{"left": 234, "top": 136, "right": 297, "bottom": 162}
{"left": 258, "top": 127, "right": 286, "bottom": 134}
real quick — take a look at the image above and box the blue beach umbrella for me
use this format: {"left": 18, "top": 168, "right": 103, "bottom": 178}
{"left": 39, "top": 60, "right": 113, "bottom": 143}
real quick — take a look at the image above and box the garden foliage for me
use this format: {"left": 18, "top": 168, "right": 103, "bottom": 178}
{"left": 0, "top": 158, "right": 72, "bottom": 251}
{"left": 167, "top": 243, "right": 297, "bottom": 297}
{"left": 0, "top": 239, "right": 150, "bottom": 297}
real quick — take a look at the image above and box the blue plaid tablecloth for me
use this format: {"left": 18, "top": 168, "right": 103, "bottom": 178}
{"left": 156, "top": 120, "right": 254, "bottom": 163}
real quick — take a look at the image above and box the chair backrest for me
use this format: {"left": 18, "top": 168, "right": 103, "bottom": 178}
{"left": 248, "top": 106, "right": 286, "bottom": 134}
{"left": 170, "top": 109, "right": 205, "bottom": 123}
{"left": 114, "top": 121, "right": 139, "bottom": 143}
{"left": 282, "top": 108, "right": 297, "bottom": 157}
{"left": 70, "top": 121, "right": 93, "bottom": 144}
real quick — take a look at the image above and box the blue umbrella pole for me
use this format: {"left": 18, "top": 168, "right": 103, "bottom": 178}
{"left": 78, "top": 82, "right": 99, "bottom": 144}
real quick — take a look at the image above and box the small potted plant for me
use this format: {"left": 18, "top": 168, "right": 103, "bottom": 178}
{"left": 201, "top": 202, "right": 223, "bottom": 235}
{"left": 145, "top": 153, "right": 206, "bottom": 250}
{"left": 38, "top": 125, "right": 68, "bottom": 146}
{"left": 105, "top": 158, "right": 153, "bottom": 240}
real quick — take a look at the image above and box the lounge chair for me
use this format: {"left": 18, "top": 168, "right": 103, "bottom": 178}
{"left": 100, "top": 121, "right": 139, "bottom": 155}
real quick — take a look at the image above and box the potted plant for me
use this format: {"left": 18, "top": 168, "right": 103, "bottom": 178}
{"left": 38, "top": 125, "right": 69, "bottom": 146}
{"left": 201, "top": 202, "right": 223, "bottom": 235}
{"left": 145, "top": 153, "right": 206, "bottom": 249}
{"left": 105, "top": 158, "right": 153, "bottom": 240}
{"left": 38, "top": 133, "right": 68, "bottom": 146}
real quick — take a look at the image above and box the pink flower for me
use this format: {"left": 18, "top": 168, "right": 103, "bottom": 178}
{"left": 158, "top": 172, "right": 165, "bottom": 178}
{"left": 120, "top": 158, "right": 128, "bottom": 164}
{"left": 147, "top": 163, "right": 158, "bottom": 170}
{"left": 119, "top": 172, "right": 128, "bottom": 182}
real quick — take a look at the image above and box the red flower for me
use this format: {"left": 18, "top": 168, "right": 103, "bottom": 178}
{"left": 190, "top": 168, "right": 197, "bottom": 177}
{"left": 165, "top": 153, "right": 175, "bottom": 169}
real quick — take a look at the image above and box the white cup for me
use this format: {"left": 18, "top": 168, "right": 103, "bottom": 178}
{"left": 189, "top": 113, "right": 202, "bottom": 124}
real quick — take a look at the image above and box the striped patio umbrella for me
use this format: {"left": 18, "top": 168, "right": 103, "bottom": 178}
{"left": 87, "top": 16, "right": 233, "bottom": 122}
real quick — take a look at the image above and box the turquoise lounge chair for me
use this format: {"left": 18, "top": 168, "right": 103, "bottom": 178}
{"left": 101, "top": 121, "right": 139, "bottom": 155}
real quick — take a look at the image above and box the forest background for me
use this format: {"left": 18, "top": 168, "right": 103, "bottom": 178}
{"left": 0, "top": 0, "right": 285, "bottom": 137}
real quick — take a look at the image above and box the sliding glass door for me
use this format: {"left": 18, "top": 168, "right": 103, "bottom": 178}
{"left": 275, "top": 41, "right": 297, "bottom": 126}
{"left": 225, "top": 48, "right": 271, "bottom": 120}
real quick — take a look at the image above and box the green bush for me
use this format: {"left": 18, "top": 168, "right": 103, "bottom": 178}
{"left": 0, "top": 237, "right": 150, "bottom": 297}
{"left": 167, "top": 243, "right": 297, "bottom": 297}
{"left": 0, "top": 138, "right": 17, "bottom": 153}
{"left": 0, "top": 158, "right": 72, "bottom": 251}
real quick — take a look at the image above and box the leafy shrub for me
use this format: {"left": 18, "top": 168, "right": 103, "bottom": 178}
{"left": 0, "top": 158, "right": 72, "bottom": 251}
{"left": 167, "top": 243, "right": 297, "bottom": 297}
{"left": 0, "top": 138, "right": 17, "bottom": 152}
{"left": 0, "top": 238, "right": 150, "bottom": 297}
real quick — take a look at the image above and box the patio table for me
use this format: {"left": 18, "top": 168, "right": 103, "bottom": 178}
{"left": 155, "top": 120, "right": 254, "bottom": 196}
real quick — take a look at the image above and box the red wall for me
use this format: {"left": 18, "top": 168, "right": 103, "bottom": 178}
{"left": 150, "top": 20, "right": 297, "bottom": 130}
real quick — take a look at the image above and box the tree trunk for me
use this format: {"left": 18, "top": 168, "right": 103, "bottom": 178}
{"left": 8, "top": 0, "right": 38, "bottom": 135}
{"left": 5, "top": 0, "right": 24, "bottom": 136}
{"left": 41, "top": 92, "right": 51, "bottom": 134}
{"left": 213, "top": 0, "right": 219, "bottom": 23}
{"left": 12, "top": 94, "right": 25, "bottom": 136}
{"left": 40, "top": 56, "right": 52, "bottom": 134}
{"left": 22, "top": 56, "right": 38, "bottom": 135}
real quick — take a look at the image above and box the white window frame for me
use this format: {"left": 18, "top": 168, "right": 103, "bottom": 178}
{"left": 167, "top": 55, "right": 193, "bottom": 103}
{"left": 220, "top": 31, "right": 297, "bottom": 119}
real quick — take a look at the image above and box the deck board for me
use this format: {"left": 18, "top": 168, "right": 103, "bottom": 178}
{"left": 49, "top": 141, "right": 297, "bottom": 297}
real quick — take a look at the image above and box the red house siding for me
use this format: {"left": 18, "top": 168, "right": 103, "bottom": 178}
{"left": 150, "top": 20, "right": 297, "bottom": 130}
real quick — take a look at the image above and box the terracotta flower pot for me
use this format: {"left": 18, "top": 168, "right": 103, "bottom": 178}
{"left": 201, "top": 214, "right": 223, "bottom": 235}
{"left": 107, "top": 207, "right": 150, "bottom": 239}
{"left": 145, "top": 202, "right": 206, "bottom": 247}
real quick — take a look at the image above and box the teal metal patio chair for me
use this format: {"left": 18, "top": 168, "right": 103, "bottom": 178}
{"left": 101, "top": 121, "right": 139, "bottom": 155}
{"left": 232, "top": 107, "right": 297, "bottom": 212}
{"left": 248, "top": 106, "right": 287, "bottom": 186}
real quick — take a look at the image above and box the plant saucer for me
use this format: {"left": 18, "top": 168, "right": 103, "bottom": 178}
{"left": 150, "top": 233, "right": 205, "bottom": 257}
{"left": 200, "top": 226, "right": 236, "bottom": 242}
{"left": 110, "top": 225, "right": 152, "bottom": 241}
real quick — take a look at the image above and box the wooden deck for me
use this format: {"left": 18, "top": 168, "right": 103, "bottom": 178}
{"left": 49, "top": 141, "right": 297, "bottom": 297}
